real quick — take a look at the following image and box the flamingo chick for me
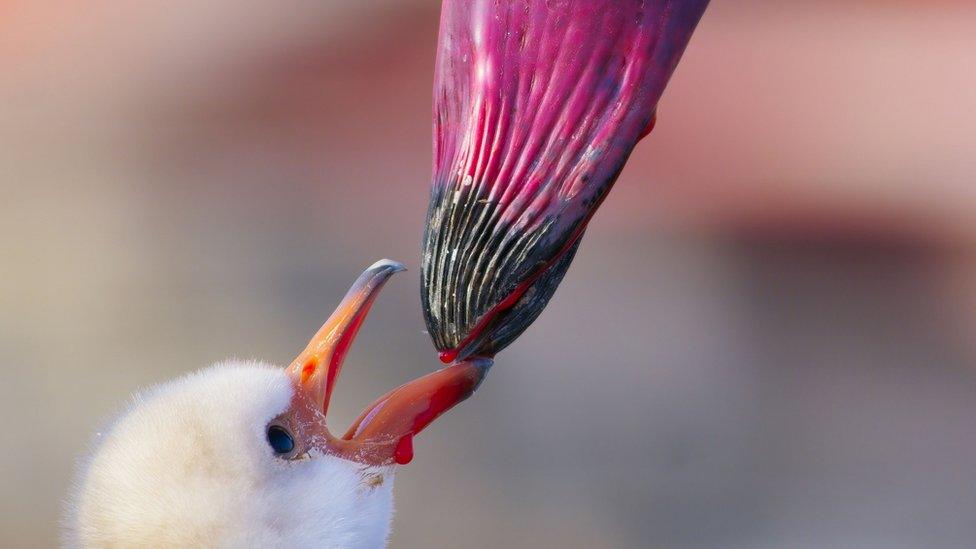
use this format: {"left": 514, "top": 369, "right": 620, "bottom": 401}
{"left": 66, "top": 260, "right": 489, "bottom": 548}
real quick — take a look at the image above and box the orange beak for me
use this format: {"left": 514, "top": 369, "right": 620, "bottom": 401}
{"left": 284, "top": 260, "right": 490, "bottom": 466}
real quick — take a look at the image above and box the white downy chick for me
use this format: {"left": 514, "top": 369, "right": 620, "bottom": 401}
{"left": 66, "top": 261, "right": 490, "bottom": 548}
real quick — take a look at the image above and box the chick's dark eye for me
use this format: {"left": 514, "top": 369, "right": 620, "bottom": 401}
{"left": 266, "top": 425, "right": 295, "bottom": 455}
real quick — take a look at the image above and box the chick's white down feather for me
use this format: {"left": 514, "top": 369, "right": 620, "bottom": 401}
{"left": 66, "top": 361, "right": 394, "bottom": 548}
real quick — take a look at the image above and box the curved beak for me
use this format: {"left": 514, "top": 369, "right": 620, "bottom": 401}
{"left": 285, "top": 260, "right": 490, "bottom": 466}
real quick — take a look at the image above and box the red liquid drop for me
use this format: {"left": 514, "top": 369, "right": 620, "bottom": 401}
{"left": 439, "top": 349, "right": 459, "bottom": 364}
{"left": 394, "top": 435, "right": 414, "bottom": 465}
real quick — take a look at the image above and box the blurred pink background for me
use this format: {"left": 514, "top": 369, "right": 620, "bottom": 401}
{"left": 2, "top": 1, "right": 976, "bottom": 547}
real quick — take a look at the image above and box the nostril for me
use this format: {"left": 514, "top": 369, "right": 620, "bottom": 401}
{"left": 266, "top": 425, "right": 295, "bottom": 455}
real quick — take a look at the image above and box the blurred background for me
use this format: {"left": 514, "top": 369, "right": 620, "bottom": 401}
{"left": 2, "top": 0, "right": 975, "bottom": 547}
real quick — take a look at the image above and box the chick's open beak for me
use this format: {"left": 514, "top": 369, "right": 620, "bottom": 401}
{"left": 285, "top": 260, "right": 489, "bottom": 466}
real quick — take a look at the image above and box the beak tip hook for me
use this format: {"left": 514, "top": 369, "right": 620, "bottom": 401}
{"left": 369, "top": 259, "right": 407, "bottom": 274}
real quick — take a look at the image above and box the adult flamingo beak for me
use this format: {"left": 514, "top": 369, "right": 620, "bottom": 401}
{"left": 422, "top": 0, "right": 710, "bottom": 361}
{"left": 285, "top": 260, "right": 490, "bottom": 466}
